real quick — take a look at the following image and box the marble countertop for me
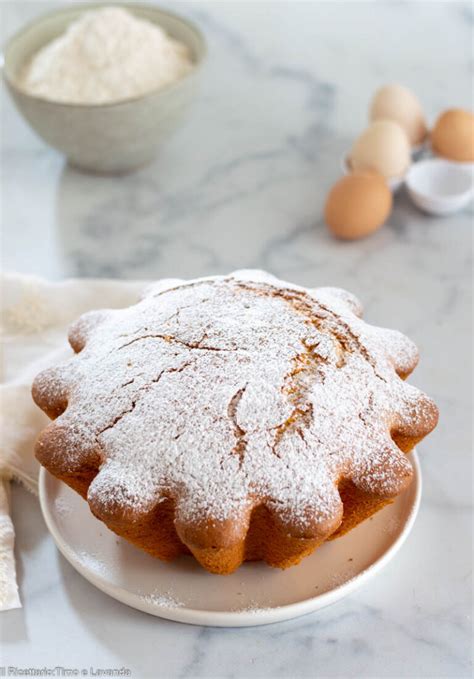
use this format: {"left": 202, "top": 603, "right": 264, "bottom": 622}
{"left": 1, "top": 1, "right": 472, "bottom": 677}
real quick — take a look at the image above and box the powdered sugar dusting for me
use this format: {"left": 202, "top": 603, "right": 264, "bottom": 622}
{"left": 231, "top": 601, "right": 275, "bottom": 614}
{"left": 140, "top": 589, "right": 184, "bottom": 608}
{"left": 55, "top": 496, "right": 73, "bottom": 517}
{"left": 34, "top": 270, "right": 438, "bottom": 539}
{"left": 77, "top": 549, "right": 109, "bottom": 576}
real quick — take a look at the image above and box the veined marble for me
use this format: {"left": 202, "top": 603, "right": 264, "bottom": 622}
{"left": 1, "top": 1, "right": 472, "bottom": 677}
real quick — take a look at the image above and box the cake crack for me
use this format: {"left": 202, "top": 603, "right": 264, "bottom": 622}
{"left": 227, "top": 385, "right": 248, "bottom": 466}
{"left": 117, "top": 333, "right": 231, "bottom": 353}
{"left": 96, "top": 361, "right": 193, "bottom": 439}
{"left": 271, "top": 337, "right": 326, "bottom": 453}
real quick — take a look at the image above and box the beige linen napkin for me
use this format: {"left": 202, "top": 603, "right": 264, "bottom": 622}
{"left": 0, "top": 273, "right": 147, "bottom": 610}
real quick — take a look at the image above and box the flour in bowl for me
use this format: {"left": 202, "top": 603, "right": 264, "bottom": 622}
{"left": 19, "top": 6, "right": 193, "bottom": 104}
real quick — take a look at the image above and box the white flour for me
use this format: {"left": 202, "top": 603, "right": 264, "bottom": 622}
{"left": 19, "top": 7, "right": 193, "bottom": 104}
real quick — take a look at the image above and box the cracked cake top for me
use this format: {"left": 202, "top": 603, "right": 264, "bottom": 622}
{"left": 32, "top": 270, "right": 438, "bottom": 543}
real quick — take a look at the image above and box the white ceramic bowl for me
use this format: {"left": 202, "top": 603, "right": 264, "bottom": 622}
{"left": 405, "top": 158, "right": 473, "bottom": 215}
{"left": 341, "top": 154, "right": 405, "bottom": 193}
{"left": 428, "top": 144, "right": 474, "bottom": 171}
{"left": 2, "top": 3, "right": 206, "bottom": 173}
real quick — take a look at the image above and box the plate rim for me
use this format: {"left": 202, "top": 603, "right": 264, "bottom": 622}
{"left": 38, "top": 452, "right": 422, "bottom": 627}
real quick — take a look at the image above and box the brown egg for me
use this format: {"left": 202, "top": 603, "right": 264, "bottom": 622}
{"left": 431, "top": 109, "right": 474, "bottom": 162}
{"left": 370, "top": 84, "right": 427, "bottom": 147}
{"left": 324, "top": 172, "right": 392, "bottom": 240}
{"left": 350, "top": 120, "right": 411, "bottom": 179}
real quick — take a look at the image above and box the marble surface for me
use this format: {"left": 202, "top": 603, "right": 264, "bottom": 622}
{"left": 1, "top": 1, "right": 472, "bottom": 677}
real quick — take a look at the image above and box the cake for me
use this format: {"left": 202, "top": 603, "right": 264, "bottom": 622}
{"left": 32, "top": 270, "right": 438, "bottom": 574}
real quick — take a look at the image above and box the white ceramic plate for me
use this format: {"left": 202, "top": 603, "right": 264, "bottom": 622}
{"left": 39, "top": 452, "right": 421, "bottom": 627}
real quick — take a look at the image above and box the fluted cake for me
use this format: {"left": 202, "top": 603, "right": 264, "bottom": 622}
{"left": 32, "top": 270, "right": 438, "bottom": 574}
